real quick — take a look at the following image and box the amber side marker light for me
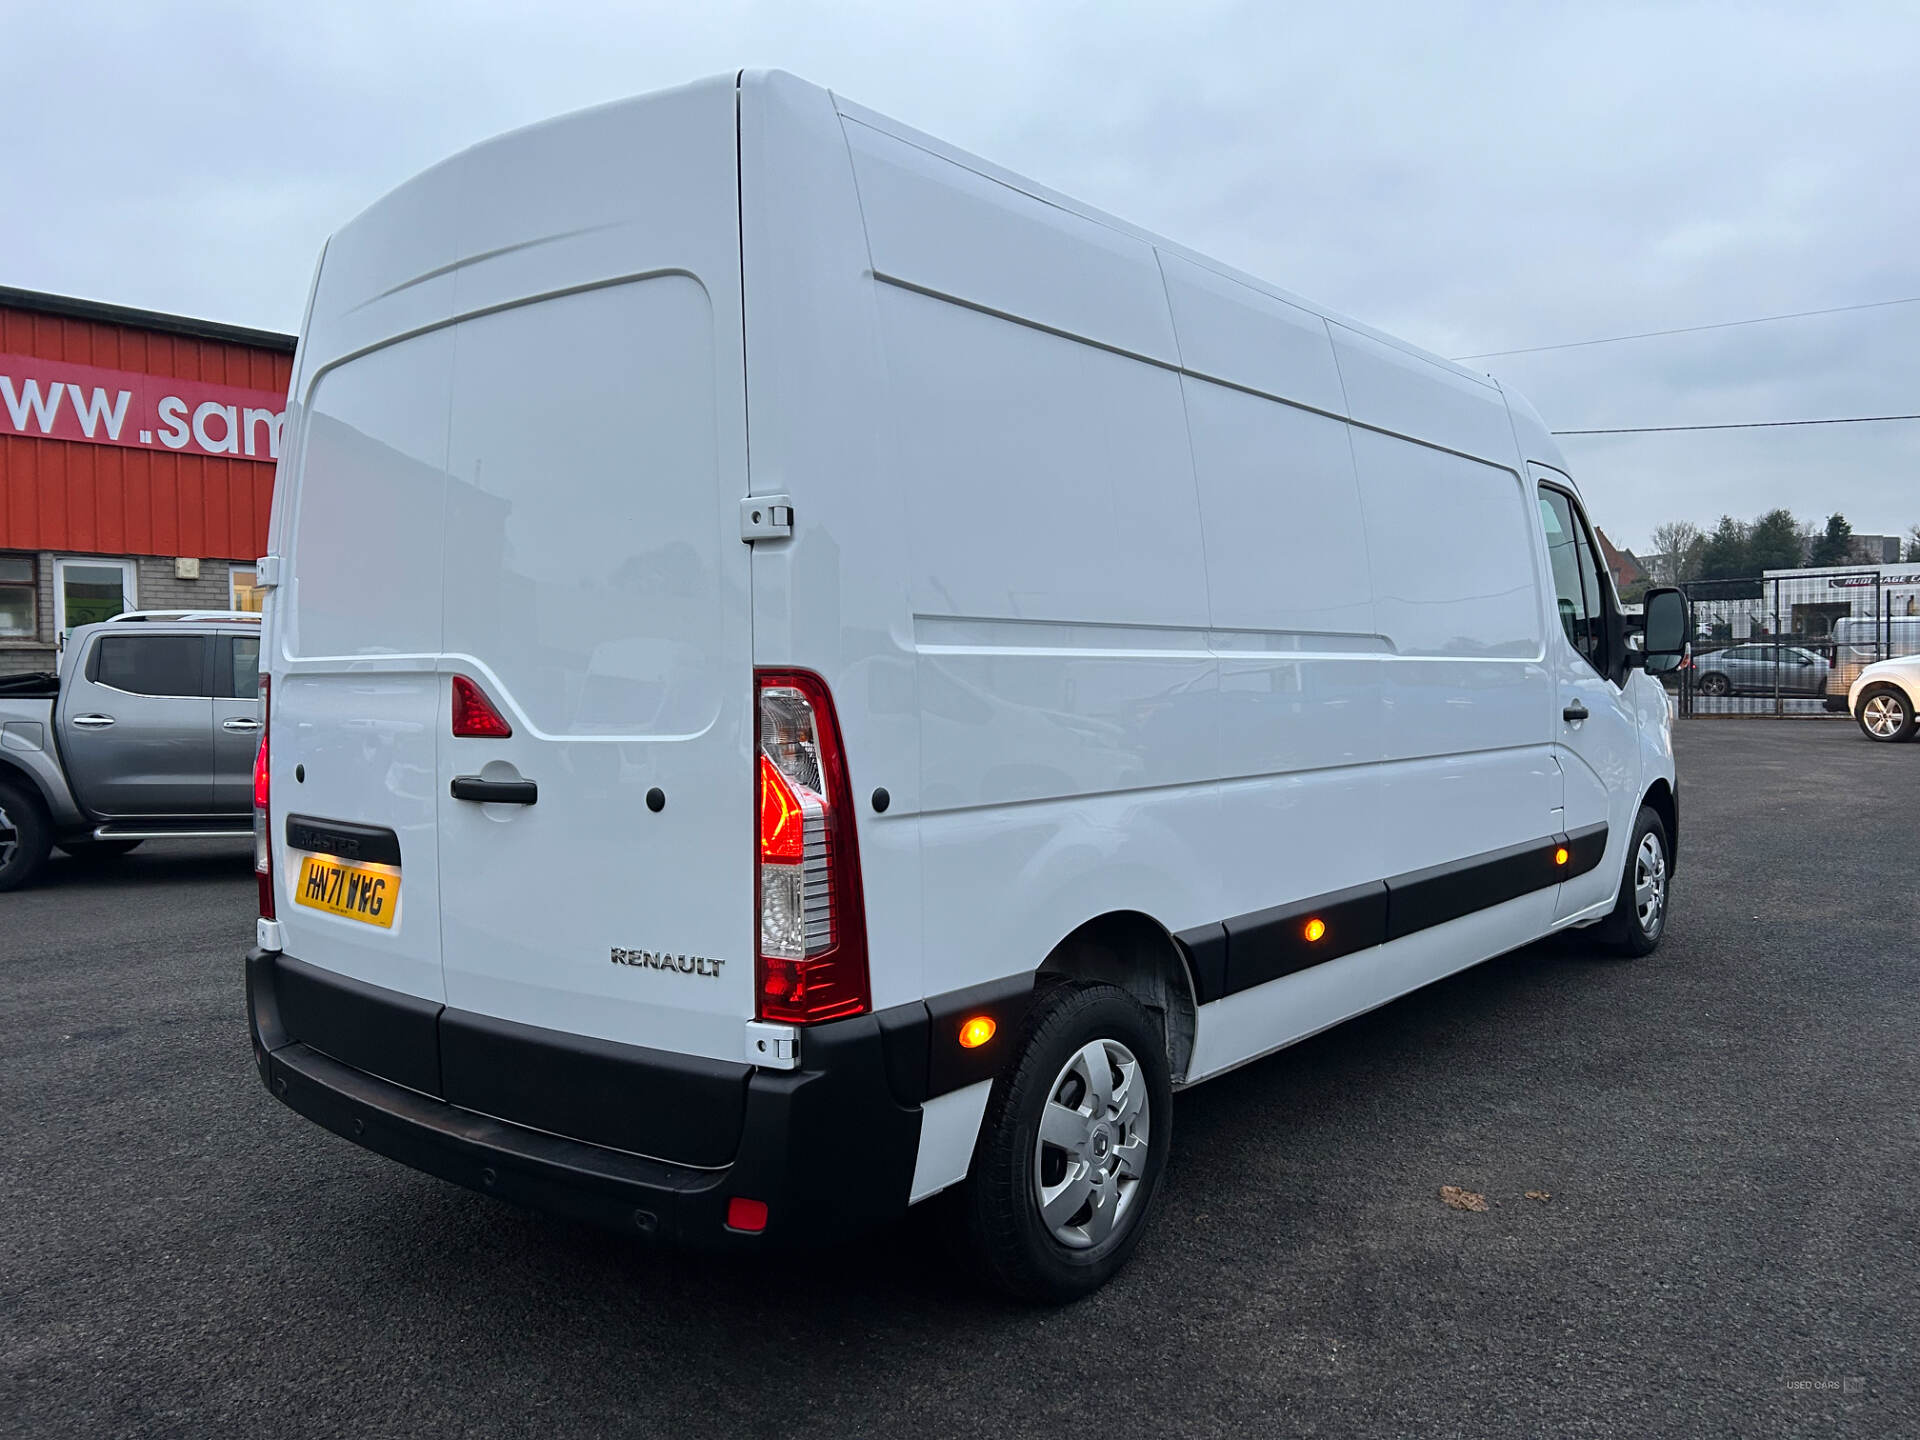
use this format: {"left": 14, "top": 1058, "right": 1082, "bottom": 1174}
{"left": 1554, "top": 846, "right": 1570, "bottom": 866}
{"left": 1302, "top": 917, "right": 1327, "bottom": 943}
{"left": 958, "top": 1015, "right": 997, "bottom": 1049}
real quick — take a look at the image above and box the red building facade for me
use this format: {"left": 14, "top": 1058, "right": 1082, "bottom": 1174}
{"left": 0, "top": 286, "right": 294, "bottom": 674}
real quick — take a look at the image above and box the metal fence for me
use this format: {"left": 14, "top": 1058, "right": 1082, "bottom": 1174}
{"left": 1669, "top": 569, "right": 1920, "bottom": 718}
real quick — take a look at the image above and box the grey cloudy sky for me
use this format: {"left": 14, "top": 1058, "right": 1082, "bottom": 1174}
{"left": 6, "top": 1, "right": 1916, "bottom": 551}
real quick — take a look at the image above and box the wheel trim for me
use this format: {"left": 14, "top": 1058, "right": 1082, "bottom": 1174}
{"left": 1033, "top": 1038, "right": 1149, "bottom": 1250}
{"left": 1863, "top": 694, "right": 1904, "bottom": 737}
{"left": 1633, "top": 831, "right": 1667, "bottom": 936}
{"left": 0, "top": 800, "right": 17, "bottom": 869}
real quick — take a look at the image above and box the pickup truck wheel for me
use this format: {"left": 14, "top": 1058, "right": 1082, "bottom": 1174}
{"left": 56, "top": 839, "right": 145, "bottom": 862}
{"left": 961, "top": 981, "right": 1172, "bottom": 1303}
{"left": 0, "top": 777, "right": 53, "bottom": 892}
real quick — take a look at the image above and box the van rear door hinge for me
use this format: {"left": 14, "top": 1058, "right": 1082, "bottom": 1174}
{"left": 255, "top": 555, "right": 283, "bottom": 588}
{"left": 744, "top": 1020, "right": 799, "bottom": 1069}
{"left": 739, "top": 496, "right": 794, "bottom": 543}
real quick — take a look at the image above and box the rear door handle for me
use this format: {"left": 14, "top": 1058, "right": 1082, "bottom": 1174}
{"left": 71, "top": 714, "right": 116, "bottom": 729}
{"left": 1563, "top": 701, "right": 1589, "bottom": 723}
{"left": 222, "top": 717, "right": 261, "bottom": 732}
{"left": 450, "top": 775, "right": 537, "bottom": 805}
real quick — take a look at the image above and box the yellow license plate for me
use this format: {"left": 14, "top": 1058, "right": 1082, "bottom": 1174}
{"left": 295, "top": 854, "right": 399, "bottom": 929}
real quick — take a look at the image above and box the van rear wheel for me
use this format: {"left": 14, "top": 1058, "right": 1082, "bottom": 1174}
{"left": 962, "top": 981, "right": 1171, "bottom": 1303}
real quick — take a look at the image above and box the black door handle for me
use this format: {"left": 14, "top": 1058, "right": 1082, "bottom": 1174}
{"left": 1563, "top": 701, "right": 1589, "bottom": 723}
{"left": 450, "top": 775, "right": 537, "bottom": 805}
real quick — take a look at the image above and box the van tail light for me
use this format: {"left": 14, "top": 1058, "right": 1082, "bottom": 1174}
{"left": 451, "top": 674, "right": 513, "bottom": 738}
{"left": 254, "top": 674, "right": 273, "bottom": 920}
{"left": 755, "top": 670, "right": 869, "bottom": 1024}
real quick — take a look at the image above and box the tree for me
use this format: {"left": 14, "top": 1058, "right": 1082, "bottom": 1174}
{"left": 1699, "top": 515, "right": 1752, "bottom": 580}
{"left": 1748, "top": 508, "right": 1805, "bottom": 573}
{"left": 1809, "top": 512, "right": 1854, "bottom": 568}
{"left": 1647, "top": 520, "right": 1704, "bottom": 584}
{"left": 1906, "top": 524, "right": 1920, "bottom": 563}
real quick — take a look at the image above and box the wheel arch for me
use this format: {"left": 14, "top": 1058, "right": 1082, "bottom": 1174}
{"left": 1037, "top": 910, "right": 1199, "bottom": 1084}
{"left": 1641, "top": 777, "right": 1678, "bottom": 876}
{"left": 0, "top": 752, "right": 56, "bottom": 820}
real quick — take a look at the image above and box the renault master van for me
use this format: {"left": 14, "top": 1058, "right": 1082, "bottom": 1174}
{"left": 246, "top": 71, "right": 1689, "bottom": 1302}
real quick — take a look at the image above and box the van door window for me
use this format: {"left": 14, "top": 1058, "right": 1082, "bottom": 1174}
{"left": 1537, "top": 486, "right": 1607, "bottom": 675}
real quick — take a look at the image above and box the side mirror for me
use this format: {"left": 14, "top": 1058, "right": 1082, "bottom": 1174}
{"left": 1635, "top": 587, "right": 1688, "bottom": 674}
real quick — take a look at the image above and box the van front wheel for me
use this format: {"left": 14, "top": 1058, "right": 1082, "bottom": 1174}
{"left": 962, "top": 981, "right": 1172, "bottom": 1303}
{"left": 1598, "top": 806, "right": 1670, "bottom": 958}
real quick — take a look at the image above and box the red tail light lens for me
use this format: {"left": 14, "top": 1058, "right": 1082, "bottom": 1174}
{"left": 758, "top": 754, "right": 805, "bottom": 863}
{"left": 754, "top": 670, "right": 869, "bottom": 1024}
{"left": 254, "top": 674, "right": 273, "bottom": 920}
{"left": 725, "top": 1196, "right": 769, "bottom": 1233}
{"left": 451, "top": 675, "right": 512, "bottom": 738}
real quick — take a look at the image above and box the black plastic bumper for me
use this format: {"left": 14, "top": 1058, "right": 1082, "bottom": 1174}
{"left": 246, "top": 950, "right": 925, "bottom": 1248}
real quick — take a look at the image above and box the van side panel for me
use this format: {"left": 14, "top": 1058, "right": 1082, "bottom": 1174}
{"left": 1157, "top": 251, "right": 1347, "bottom": 418}
{"left": 841, "top": 116, "right": 1180, "bottom": 364}
{"left": 840, "top": 118, "right": 1223, "bottom": 1001}
{"left": 1345, "top": 417, "right": 1558, "bottom": 936}
{"left": 1175, "top": 373, "right": 1386, "bottom": 958}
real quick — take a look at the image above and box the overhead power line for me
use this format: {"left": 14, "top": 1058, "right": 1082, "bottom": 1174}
{"left": 1554, "top": 413, "right": 1920, "bottom": 436}
{"left": 1452, "top": 294, "right": 1920, "bottom": 361}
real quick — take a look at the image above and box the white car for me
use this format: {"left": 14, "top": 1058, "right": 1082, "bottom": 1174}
{"left": 1849, "top": 656, "right": 1920, "bottom": 742}
{"left": 246, "top": 71, "right": 1688, "bottom": 1302}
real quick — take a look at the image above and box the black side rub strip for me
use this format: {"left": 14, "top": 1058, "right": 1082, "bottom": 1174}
{"left": 1177, "top": 824, "right": 1609, "bottom": 1003}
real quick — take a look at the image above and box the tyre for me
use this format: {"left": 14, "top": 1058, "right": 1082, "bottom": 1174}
{"left": 1856, "top": 684, "right": 1917, "bottom": 743}
{"left": 1696, "top": 672, "right": 1731, "bottom": 698}
{"left": 1597, "top": 806, "right": 1670, "bottom": 957}
{"left": 962, "top": 981, "right": 1172, "bottom": 1303}
{"left": 56, "top": 839, "right": 145, "bottom": 862}
{"left": 0, "top": 777, "right": 53, "bottom": 892}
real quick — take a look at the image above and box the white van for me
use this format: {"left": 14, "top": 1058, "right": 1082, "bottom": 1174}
{"left": 246, "top": 71, "right": 1688, "bottom": 1301}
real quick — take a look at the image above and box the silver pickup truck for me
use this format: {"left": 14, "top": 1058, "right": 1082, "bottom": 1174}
{"left": 0, "top": 611, "right": 260, "bottom": 890}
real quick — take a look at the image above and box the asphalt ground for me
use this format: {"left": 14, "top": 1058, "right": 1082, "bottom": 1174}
{"left": 3, "top": 720, "right": 1914, "bottom": 1438}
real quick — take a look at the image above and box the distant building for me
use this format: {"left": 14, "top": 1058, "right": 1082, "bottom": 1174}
{"left": 1593, "top": 527, "right": 1645, "bottom": 592}
{"left": 2, "top": 285, "right": 293, "bottom": 675}
{"left": 1847, "top": 534, "right": 1902, "bottom": 565}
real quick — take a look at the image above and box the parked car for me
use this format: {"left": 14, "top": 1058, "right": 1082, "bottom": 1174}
{"left": 1848, "top": 655, "right": 1920, "bottom": 742}
{"left": 1692, "top": 642, "right": 1828, "bottom": 698}
{"left": 1826, "top": 615, "right": 1920, "bottom": 709}
{"left": 246, "top": 71, "right": 1688, "bottom": 1302}
{"left": 0, "top": 611, "right": 260, "bottom": 890}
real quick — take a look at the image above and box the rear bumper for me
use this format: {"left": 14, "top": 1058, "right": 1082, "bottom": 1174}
{"left": 246, "top": 950, "right": 925, "bottom": 1247}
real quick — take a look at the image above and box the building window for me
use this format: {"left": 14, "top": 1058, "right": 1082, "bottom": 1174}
{"left": 0, "top": 555, "right": 35, "bottom": 638}
{"left": 54, "top": 557, "right": 136, "bottom": 641}
{"left": 230, "top": 564, "right": 264, "bottom": 613}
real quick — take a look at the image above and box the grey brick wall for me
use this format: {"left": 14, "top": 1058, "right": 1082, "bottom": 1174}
{"left": 133, "top": 556, "right": 243, "bottom": 614}
{"left": 0, "top": 551, "right": 250, "bottom": 676}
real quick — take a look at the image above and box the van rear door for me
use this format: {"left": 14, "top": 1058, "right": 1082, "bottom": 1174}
{"left": 432, "top": 277, "right": 756, "bottom": 1066}
{"left": 275, "top": 80, "right": 754, "bottom": 1063}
